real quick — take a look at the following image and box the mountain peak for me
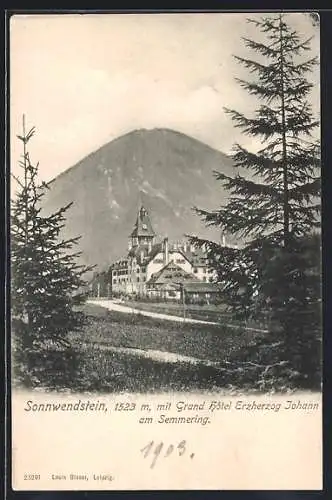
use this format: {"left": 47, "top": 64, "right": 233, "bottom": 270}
{"left": 43, "top": 129, "right": 235, "bottom": 268}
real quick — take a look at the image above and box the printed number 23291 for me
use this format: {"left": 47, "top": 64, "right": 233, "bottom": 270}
{"left": 24, "top": 474, "right": 40, "bottom": 480}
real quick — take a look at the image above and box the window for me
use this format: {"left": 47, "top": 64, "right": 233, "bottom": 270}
{"left": 193, "top": 267, "right": 198, "bottom": 273}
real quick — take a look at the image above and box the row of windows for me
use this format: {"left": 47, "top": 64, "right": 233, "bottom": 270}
{"left": 114, "top": 263, "right": 213, "bottom": 277}
{"left": 113, "top": 267, "right": 146, "bottom": 276}
{"left": 113, "top": 277, "right": 146, "bottom": 284}
{"left": 193, "top": 267, "right": 214, "bottom": 274}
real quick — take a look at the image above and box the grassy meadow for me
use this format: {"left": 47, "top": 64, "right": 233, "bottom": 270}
{"left": 12, "top": 303, "right": 265, "bottom": 393}
{"left": 13, "top": 303, "right": 320, "bottom": 393}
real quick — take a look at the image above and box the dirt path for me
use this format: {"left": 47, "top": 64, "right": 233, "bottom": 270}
{"left": 87, "top": 299, "right": 268, "bottom": 333}
{"left": 87, "top": 299, "right": 218, "bottom": 325}
{"left": 82, "top": 341, "right": 224, "bottom": 369}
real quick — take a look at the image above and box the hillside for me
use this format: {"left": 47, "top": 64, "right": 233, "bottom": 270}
{"left": 43, "top": 128, "right": 237, "bottom": 269}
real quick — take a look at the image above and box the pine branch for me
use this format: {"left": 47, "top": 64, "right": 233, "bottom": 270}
{"left": 225, "top": 107, "right": 282, "bottom": 139}
{"left": 16, "top": 126, "right": 35, "bottom": 144}
{"left": 213, "top": 170, "right": 281, "bottom": 199}
{"left": 242, "top": 37, "right": 280, "bottom": 59}
{"left": 292, "top": 56, "right": 318, "bottom": 73}
{"left": 234, "top": 78, "right": 280, "bottom": 102}
{"left": 288, "top": 178, "right": 321, "bottom": 200}
{"left": 233, "top": 55, "right": 270, "bottom": 74}
{"left": 10, "top": 173, "right": 25, "bottom": 190}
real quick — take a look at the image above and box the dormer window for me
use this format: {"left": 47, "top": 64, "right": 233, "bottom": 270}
{"left": 142, "top": 223, "right": 147, "bottom": 230}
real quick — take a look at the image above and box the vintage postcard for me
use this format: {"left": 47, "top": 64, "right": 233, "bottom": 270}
{"left": 9, "top": 12, "right": 322, "bottom": 490}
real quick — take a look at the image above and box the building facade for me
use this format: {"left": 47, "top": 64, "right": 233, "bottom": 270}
{"left": 110, "top": 205, "right": 217, "bottom": 299}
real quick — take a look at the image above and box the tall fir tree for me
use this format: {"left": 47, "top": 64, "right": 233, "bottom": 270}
{"left": 189, "top": 14, "right": 321, "bottom": 387}
{"left": 11, "top": 117, "right": 93, "bottom": 376}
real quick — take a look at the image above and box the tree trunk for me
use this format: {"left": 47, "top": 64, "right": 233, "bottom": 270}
{"left": 279, "top": 14, "right": 290, "bottom": 248}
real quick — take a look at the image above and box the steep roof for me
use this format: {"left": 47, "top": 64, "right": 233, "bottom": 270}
{"left": 127, "top": 242, "right": 162, "bottom": 265}
{"left": 147, "top": 261, "right": 199, "bottom": 285}
{"left": 130, "top": 205, "right": 156, "bottom": 238}
{"left": 180, "top": 247, "right": 209, "bottom": 267}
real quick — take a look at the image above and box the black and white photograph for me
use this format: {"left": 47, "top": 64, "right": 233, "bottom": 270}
{"left": 9, "top": 11, "right": 322, "bottom": 490}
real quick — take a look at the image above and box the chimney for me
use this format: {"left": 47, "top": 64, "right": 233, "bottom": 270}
{"left": 163, "top": 237, "right": 169, "bottom": 266}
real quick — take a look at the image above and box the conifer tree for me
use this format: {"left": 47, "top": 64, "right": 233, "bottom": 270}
{"left": 11, "top": 117, "right": 93, "bottom": 366}
{"left": 189, "top": 14, "right": 321, "bottom": 386}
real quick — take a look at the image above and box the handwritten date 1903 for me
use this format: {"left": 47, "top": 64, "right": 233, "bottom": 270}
{"left": 140, "top": 440, "right": 194, "bottom": 469}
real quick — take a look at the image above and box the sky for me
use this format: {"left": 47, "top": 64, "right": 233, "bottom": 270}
{"left": 10, "top": 12, "right": 320, "bottom": 182}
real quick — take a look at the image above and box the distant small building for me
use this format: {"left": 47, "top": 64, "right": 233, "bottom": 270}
{"left": 181, "top": 281, "right": 221, "bottom": 305}
{"left": 89, "top": 269, "right": 112, "bottom": 298}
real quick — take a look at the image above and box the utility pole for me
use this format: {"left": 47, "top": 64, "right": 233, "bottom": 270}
{"left": 181, "top": 283, "right": 186, "bottom": 322}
